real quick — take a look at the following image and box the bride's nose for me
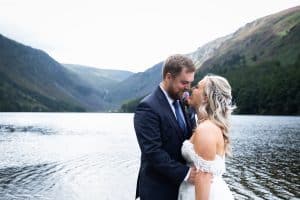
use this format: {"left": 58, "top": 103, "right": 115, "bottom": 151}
{"left": 190, "top": 87, "right": 195, "bottom": 93}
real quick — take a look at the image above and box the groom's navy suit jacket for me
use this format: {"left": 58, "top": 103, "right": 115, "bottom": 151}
{"left": 134, "top": 86, "right": 196, "bottom": 200}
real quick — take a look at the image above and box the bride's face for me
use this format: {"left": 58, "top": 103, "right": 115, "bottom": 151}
{"left": 188, "top": 79, "right": 207, "bottom": 108}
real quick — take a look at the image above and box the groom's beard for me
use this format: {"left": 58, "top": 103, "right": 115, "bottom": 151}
{"left": 167, "top": 85, "right": 183, "bottom": 100}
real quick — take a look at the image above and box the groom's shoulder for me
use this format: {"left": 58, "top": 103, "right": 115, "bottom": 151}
{"left": 140, "top": 87, "right": 160, "bottom": 105}
{"left": 138, "top": 92, "right": 155, "bottom": 107}
{"left": 135, "top": 88, "right": 161, "bottom": 112}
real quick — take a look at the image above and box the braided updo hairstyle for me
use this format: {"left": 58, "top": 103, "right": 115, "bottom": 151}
{"left": 198, "top": 75, "right": 236, "bottom": 155}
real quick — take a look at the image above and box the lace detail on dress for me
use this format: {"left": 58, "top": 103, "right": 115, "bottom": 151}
{"left": 179, "top": 140, "right": 234, "bottom": 200}
{"left": 181, "top": 140, "right": 226, "bottom": 176}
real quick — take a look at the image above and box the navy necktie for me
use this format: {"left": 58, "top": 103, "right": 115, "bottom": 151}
{"left": 173, "top": 100, "right": 188, "bottom": 137}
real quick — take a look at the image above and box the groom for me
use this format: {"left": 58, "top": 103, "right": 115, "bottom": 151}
{"left": 134, "top": 54, "right": 197, "bottom": 200}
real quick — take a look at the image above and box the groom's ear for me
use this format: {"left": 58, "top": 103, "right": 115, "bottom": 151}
{"left": 165, "top": 72, "right": 172, "bottom": 81}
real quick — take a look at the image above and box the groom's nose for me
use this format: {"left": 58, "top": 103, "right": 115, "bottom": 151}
{"left": 184, "top": 84, "right": 191, "bottom": 90}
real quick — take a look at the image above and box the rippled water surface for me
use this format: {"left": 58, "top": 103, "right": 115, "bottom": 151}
{"left": 0, "top": 113, "right": 299, "bottom": 200}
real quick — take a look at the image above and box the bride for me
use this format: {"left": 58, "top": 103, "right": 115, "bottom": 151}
{"left": 178, "top": 75, "right": 235, "bottom": 200}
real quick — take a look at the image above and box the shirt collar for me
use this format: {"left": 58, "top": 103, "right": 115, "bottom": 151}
{"left": 159, "top": 83, "right": 175, "bottom": 106}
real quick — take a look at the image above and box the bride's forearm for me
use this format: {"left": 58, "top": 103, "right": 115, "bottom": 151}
{"left": 195, "top": 172, "right": 212, "bottom": 200}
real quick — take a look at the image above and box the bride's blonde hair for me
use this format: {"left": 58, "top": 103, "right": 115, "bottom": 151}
{"left": 198, "top": 74, "right": 236, "bottom": 155}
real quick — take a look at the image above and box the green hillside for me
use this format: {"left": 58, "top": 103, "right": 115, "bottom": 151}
{"left": 1, "top": 6, "right": 299, "bottom": 114}
{"left": 121, "top": 6, "right": 300, "bottom": 115}
{"left": 195, "top": 6, "right": 300, "bottom": 115}
{"left": 107, "top": 62, "right": 163, "bottom": 106}
{"left": 0, "top": 34, "right": 134, "bottom": 112}
{"left": 0, "top": 34, "right": 87, "bottom": 111}
{"left": 0, "top": 72, "right": 84, "bottom": 111}
{"left": 63, "top": 64, "right": 133, "bottom": 85}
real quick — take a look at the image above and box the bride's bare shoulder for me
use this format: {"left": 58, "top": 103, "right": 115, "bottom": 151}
{"left": 195, "top": 120, "right": 218, "bottom": 134}
{"left": 192, "top": 120, "right": 219, "bottom": 160}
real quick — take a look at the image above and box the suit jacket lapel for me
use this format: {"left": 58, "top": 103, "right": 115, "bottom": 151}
{"left": 155, "top": 87, "right": 184, "bottom": 141}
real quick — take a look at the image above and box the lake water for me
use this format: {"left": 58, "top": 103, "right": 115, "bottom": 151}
{"left": 0, "top": 113, "right": 299, "bottom": 200}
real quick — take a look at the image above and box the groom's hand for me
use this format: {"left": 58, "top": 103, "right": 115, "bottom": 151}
{"left": 187, "top": 166, "right": 197, "bottom": 185}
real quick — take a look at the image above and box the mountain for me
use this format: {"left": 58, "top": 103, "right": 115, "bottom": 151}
{"left": 63, "top": 64, "right": 133, "bottom": 83}
{"left": 0, "top": 34, "right": 131, "bottom": 112}
{"left": 120, "top": 6, "right": 300, "bottom": 115}
{"left": 1, "top": 6, "right": 299, "bottom": 114}
{"left": 106, "top": 62, "right": 163, "bottom": 106}
{"left": 194, "top": 6, "right": 300, "bottom": 115}
{"left": 63, "top": 64, "right": 133, "bottom": 108}
{"left": 196, "top": 6, "right": 300, "bottom": 72}
{"left": 0, "top": 34, "right": 84, "bottom": 111}
{"left": 188, "top": 34, "right": 233, "bottom": 68}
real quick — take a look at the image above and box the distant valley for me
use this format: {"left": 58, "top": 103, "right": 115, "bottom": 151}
{"left": 0, "top": 6, "right": 299, "bottom": 114}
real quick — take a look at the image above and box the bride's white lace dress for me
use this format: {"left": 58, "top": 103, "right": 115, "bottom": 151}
{"left": 178, "top": 140, "right": 234, "bottom": 200}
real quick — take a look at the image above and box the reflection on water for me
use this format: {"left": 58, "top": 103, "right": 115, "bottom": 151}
{"left": 0, "top": 113, "right": 299, "bottom": 200}
{"left": 0, "top": 124, "right": 56, "bottom": 135}
{"left": 226, "top": 116, "right": 300, "bottom": 200}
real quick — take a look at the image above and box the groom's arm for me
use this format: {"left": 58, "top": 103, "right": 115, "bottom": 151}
{"left": 134, "top": 101, "right": 189, "bottom": 185}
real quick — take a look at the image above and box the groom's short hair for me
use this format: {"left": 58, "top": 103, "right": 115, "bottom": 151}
{"left": 162, "top": 54, "right": 195, "bottom": 79}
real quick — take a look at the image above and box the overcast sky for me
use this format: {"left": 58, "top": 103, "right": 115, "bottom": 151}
{"left": 0, "top": 0, "right": 299, "bottom": 72}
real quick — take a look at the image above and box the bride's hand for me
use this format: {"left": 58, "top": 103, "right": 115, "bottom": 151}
{"left": 187, "top": 166, "right": 197, "bottom": 185}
